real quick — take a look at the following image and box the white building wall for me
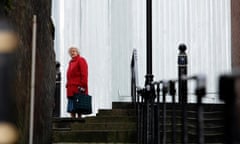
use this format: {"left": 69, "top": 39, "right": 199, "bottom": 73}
{"left": 119, "top": 0, "right": 231, "bottom": 103}
{"left": 51, "top": 0, "right": 231, "bottom": 117}
{"left": 111, "top": 0, "right": 135, "bottom": 101}
{"left": 79, "top": 0, "right": 112, "bottom": 113}
{"left": 52, "top": 0, "right": 112, "bottom": 117}
{"left": 150, "top": 0, "right": 231, "bottom": 102}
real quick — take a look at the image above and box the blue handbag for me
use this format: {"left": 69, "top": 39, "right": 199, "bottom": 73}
{"left": 73, "top": 93, "right": 92, "bottom": 114}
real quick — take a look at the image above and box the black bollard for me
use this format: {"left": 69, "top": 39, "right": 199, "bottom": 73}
{"left": 178, "top": 44, "right": 188, "bottom": 144}
{"left": 178, "top": 44, "right": 188, "bottom": 103}
{"left": 53, "top": 61, "right": 61, "bottom": 117}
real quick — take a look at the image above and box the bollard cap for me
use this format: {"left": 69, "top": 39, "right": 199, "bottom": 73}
{"left": 179, "top": 44, "right": 187, "bottom": 52}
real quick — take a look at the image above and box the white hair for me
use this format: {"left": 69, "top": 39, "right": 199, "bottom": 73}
{"left": 68, "top": 46, "right": 80, "bottom": 55}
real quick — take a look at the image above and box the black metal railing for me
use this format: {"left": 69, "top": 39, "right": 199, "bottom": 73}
{"left": 134, "top": 77, "right": 206, "bottom": 144}
{"left": 130, "top": 45, "right": 206, "bottom": 144}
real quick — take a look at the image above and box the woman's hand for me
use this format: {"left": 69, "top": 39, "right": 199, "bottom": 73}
{"left": 78, "top": 86, "right": 85, "bottom": 93}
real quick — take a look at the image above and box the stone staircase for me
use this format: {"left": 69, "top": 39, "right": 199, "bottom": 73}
{"left": 52, "top": 102, "right": 225, "bottom": 144}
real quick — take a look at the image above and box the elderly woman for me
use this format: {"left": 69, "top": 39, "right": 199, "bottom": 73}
{"left": 66, "top": 47, "right": 88, "bottom": 118}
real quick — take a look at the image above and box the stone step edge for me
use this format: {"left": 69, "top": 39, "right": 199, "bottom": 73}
{"left": 54, "top": 130, "right": 224, "bottom": 135}
{"left": 53, "top": 143, "right": 136, "bottom": 144}
{"left": 53, "top": 143, "right": 223, "bottom": 144}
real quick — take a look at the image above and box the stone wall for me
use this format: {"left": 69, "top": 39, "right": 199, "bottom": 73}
{"left": 7, "top": 0, "right": 55, "bottom": 143}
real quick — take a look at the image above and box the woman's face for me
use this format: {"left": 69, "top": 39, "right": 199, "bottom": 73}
{"left": 70, "top": 48, "right": 78, "bottom": 58}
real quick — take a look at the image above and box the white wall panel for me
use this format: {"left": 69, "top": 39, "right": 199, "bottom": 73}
{"left": 53, "top": 0, "right": 112, "bottom": 117}
{"left": 111, "top": 0, "right": 133, "bottom": 101}
{"left": 52, "top": 0, "right": 231, "bottom": 117}
{"left": 146, "top": 0, "right": 231, "bottom": 102}
{"left": 79, "top": 0, "right": 112, "bottom": 114}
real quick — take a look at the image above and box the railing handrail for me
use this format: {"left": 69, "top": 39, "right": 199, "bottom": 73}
{"left": 131, "top": 49, "right": 139, "bottom": 103}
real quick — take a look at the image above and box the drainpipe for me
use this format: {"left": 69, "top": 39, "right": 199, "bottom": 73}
{"left": 29, "top": 15, "right": 37, "bottom": 144}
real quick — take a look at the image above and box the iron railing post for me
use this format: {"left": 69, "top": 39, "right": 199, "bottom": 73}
{"left": 178, "top": 44, "right": 188, "bottom": 103}
{"left": 195, "top": 76, "right": 206, "bottom": 144}
{"left": 169, "top": 81, "right": 176, "bottom": 144}
{"left": 162, "top": 81, "right": 168, "bottom": 144}
{"left": 155, "top": 83, "right": 161, "bottom": 144}
{"left": 136, "top": 90, "right": 141, "bottom": 144}
{"left": 144, "top": 0, "right": 155, "bottom": 142}
{"left": 178, "top": 44, "right": 188, "bottom": 144}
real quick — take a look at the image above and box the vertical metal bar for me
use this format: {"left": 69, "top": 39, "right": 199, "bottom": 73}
{"left": 169, "top": 81, "right": 176, "bottom": 144}
{"left": 151, "top": 97, "right": 155, "bottom": 144}
{"left": 146, "top": 0, "right": 152, "bottom": 74}
{"left": 162, "top": 82, "right": 168, "bottom": 144}
{"left": 182, "top": 96, "right": 188, "bottom": 144}
{"left": 29, "top": 15, "right": 37, "bottom": 144}
{"left": 141, "top": 97, "right": 144, "bottom": 144}
{"left": 195, "top": 76, "right": 206, "bottom": 144}
{"left": 146, "top": 100, "right": 151, "bottom": 144}
{"left": 156, "top": 83, "right": 161, "bottom": 143}
{"left": 145, "top": 0, "right": 154, "bottom": 142}
{"left": 178, "top": 44, "right": 188, "bottom": 103}
{"left": 143, "top": 101, "right": 146, "bottom": 144}
{"left": 137, "top": 91, "right": 141, "bottom": 144}
{"left": 151, "top": 86, "right": 156, "bottom": 144}
{"left": 197, "top": 96, "right": 204, "bottom": 144}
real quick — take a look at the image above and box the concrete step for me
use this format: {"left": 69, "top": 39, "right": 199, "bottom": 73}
{"left": 53, "top": 116, "right": 223, "bottom": 126}
{"left": 84, "top": 116, "right": 136, "bottom": 123}
{"left": 112, "top": 102, "right": 134, "bottom": 109}
{"left": 53, "top": 130, "right": 224, "bottom": 143}
{"left": 97, "top": 109, "right": 224, "bottom": 119}
{"left": 53, "top": 143, "right": 135, "bottom": 144}
{"left": 53, "top": 130, "right": 136, "bottom": 143}
{"left": 69, "top": 123, "right": 136, "bottom": 131}
{"left": 53, "top": 118, "right": 85, "bottom": 129}
{"left": 53, "top": 103, "right": 225, "bottom": 143}
{"left": 97, "top": 109, "right": 136, "bottom": 117}
{"left": 112, "top": 102, "right": 225, "bottom": 111}
{"left": 53, "top": 143, "right": 223, "bottom": 144}
{"left": 53, "top": 122, "right": 223, "bottom": 133}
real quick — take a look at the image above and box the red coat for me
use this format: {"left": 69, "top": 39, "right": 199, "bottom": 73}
{"left": 66, "top": 55, "right": 88, "bottom": 97}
